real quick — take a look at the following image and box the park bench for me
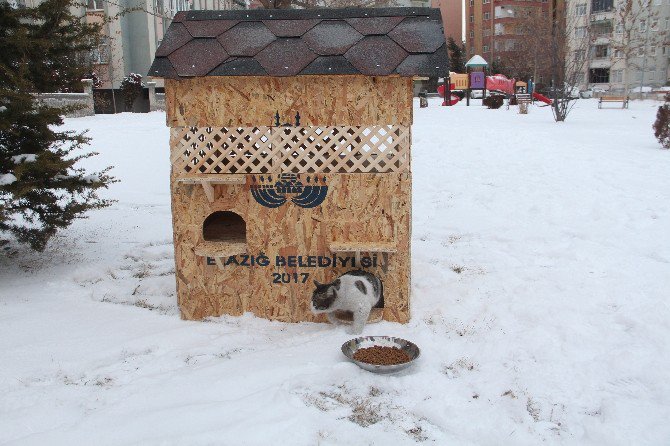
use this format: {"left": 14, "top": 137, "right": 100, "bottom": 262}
{"left": 598, "top": 96, "right": 629, "bottom": 109}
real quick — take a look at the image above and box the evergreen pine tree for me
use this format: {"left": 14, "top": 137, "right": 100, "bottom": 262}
{"left": 653, "top": 93, "right": 670, "bottom": 149}
{"left": 447, "top": 37, "right": 466, "bottom": 73}
{"left": 0, "top": 0, "right": 115, "bottom": 251}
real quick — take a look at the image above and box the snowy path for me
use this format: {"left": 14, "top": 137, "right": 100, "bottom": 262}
{"left": 1, "top": 99, "right": 669, "bottom": 445}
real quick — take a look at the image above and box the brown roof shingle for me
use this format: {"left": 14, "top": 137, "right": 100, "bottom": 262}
{"left": 149, "top": 7, "right": 448, "bottom": 78}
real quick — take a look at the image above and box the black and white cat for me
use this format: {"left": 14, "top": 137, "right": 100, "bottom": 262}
{"left": 310, "top": 270, "right": 383, "bottom": 334}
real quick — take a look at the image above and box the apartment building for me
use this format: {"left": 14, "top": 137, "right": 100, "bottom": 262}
{"left": 431, "top": 0, "right": 463, "bottom": 41}
{"left": 465, "top": 0, "right": 562, "bottom": 76}
{"left": 568, "top": 0, "right": 670, "bottom": 92}
{"left": 84, "top": 0, "right": 244, "bottom": 90}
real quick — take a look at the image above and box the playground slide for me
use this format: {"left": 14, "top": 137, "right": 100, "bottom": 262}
{"left": 442, "top": 95, "right": 460, "bottom": 106}
{"left": 532, "top": 92, "right": 553, "bottom": 104}
{"left": 437, "top": 85, "right": 461, "bottom": 106}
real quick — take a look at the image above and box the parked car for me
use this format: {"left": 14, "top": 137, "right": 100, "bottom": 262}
{"left": 451, "top": 90, "right": 466, "bottom": 100}
{"left": 539, "top": 86, "right": 579, "bottom": 100}
{"left": 580, "top": 86, "right": 608, "bottom": 99}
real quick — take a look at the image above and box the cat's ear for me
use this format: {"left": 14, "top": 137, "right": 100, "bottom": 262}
{"left": 313, "top": 279, "right": 322, "bottom": 287}
{"left": 333, "top": 278, "right": 341, "bottom": 290}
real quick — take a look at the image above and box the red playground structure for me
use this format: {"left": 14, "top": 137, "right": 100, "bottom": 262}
{"left": 437, "top": 84, "right": 460, "bottom": 106}
{"left": 437, "top": 73, "right": 554, "bottom": 106}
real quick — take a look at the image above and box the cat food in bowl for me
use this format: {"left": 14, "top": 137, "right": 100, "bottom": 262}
{"left": 341, "top": 336, "right": 420, "bottom": 374}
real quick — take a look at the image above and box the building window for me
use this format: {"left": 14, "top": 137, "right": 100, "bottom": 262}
{"left": 650, "top": 46, "right": 657, "bottom": 56}
{"left": 592, "top": 21, "right": 613, "bottom": 37}
{"left": 483, "top": 0, "right": 490, "bottom": 4}
{"left": 640, "top": 20, "right": 646, "bottom": 32}
{"left": 575, "top": 26, "right": 587, "bottom": 38}
{"left": 611, "top": 69, "right": 622, "bottom": 83}
{"left": 483, "top": 45, "right": 489, "bottom": 52}
{"left": 90, "top": 38, "right": 109, "bottom": 63}
{"left": 575, "top": 3, "right": 587, "bottom": 15}
{"left": 649, "top": 71, "right": 656, "bottom": 81}
{"left": 470, "top": 0, "right": 474, "bottom": 5}
{"left": 591, "top": 0, "right": 613, "bottom": 12}
{"left": 484, "top": 12, "right": 490, "bottom": 20}
{"left": 589, "top": 68, "right": 610, "bottom": 83}
{"left": 614, "top": 49, "right": 622, "bottom": 57}
{"left": 87, "top": 0, "right": 103, "bottom": 9}
{"left": 470, "top": 30, "right": 474, "bottom": 38}
{"left": 470, "top": 14, "right": 474, "bottom": 23}
{"left": 638, "top": 46, "right": 644, "bottom": 56}
{"left": 593, "top": 44, "right": 609, "bottom": 58}
{"left": 152, "top": 0, "right": 165, "bottom": 15}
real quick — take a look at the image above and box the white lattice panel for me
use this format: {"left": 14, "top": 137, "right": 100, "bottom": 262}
{"left": 170, "top": 125, "right": 410, "bottom": 174}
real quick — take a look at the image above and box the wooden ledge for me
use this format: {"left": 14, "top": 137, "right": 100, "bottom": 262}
{"left": 176, "top": 175, "right": 246, "bottom": 202}
{"left": 176, "top": 175, "right": 246, "bottom": 185}
{"left": 194, "top": 240, "right": 247, "bottom": 258}
{"left": 329, "top": 242, "right": 397, "bottom": 253}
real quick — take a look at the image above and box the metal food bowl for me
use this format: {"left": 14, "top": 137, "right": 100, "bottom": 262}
{"left": 341, "top": 336, "right": 420, "bottom": 374}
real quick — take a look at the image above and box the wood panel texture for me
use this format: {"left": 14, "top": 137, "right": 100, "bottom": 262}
{"left": 171, "top": 172, "right": 411, "bottom": 323}
{"left": 165, "top": 75, "right": 413, "bottom": 128}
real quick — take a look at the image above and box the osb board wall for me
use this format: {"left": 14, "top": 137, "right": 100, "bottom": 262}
{"left": 172, "top": 173, "right": 411, "bottom": 323}
{"left": 165, "top": 76, "right": 413, "bottom": 128}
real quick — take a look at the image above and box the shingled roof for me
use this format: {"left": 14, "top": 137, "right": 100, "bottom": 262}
{"left": 148, "top": 7, "right": 448, "bottom": 78}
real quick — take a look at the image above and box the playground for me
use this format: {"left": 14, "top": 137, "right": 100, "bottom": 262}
{"left": 1, "top": 98, "right": 669, "bottom": 444}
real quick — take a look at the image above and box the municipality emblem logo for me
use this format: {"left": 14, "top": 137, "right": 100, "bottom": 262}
{"left": 250, "top": 173, "right": 328, "bottom": 208}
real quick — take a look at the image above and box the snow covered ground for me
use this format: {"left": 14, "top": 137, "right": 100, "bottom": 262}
{"left": 1, "top": 99, "right": 669, "bottom": 445}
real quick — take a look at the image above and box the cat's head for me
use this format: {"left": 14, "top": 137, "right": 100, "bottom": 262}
{"left": 310, "top": 279, "right": 340, "bottom": 313}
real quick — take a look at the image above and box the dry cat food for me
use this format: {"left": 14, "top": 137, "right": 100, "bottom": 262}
{"left": 353, "top": 346, "right": 411, "bottom": 365}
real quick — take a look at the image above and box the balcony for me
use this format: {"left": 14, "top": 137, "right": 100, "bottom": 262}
{"left": 590, "top": 59, "right": 611, "bottom": 69}
{"left": 494, "top": 6, "right": 515, "bottom": 19}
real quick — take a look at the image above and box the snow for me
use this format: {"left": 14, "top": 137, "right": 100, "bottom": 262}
{"left": 11, "top": 154, "right": 37, "bottom": 164}
{"left": 0, "top": 173, "right": 17, "bottom": 185}
{"left": 465, "top": 54, "right": 488, "bottom": 67}
{"left": 1, "top": 100, "right": 670, "bottom": 445}
{"left": 82, "top": 173, "right": 100, "bottom": 183}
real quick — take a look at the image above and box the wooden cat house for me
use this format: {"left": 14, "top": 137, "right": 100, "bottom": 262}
{"left": 148, "top": 7, "right": 448, "bottom": 323}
